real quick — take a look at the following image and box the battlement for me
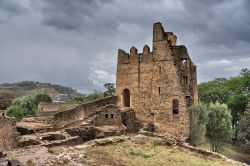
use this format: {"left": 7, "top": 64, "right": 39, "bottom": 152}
{"left": 118, "top": 45, "right": 154, "bottom": 64}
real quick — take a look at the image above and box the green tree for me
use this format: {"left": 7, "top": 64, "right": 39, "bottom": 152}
{"left": 206, "top": 103, "right": 233, "bottom": 152}
{"left": 34, "top": 93, "right": 52, "bottom": 105}
{"left": 103, "top": 83, "right": 116, "bottom": 97}
{"left": 236, "top": 102, "right": 250, "bottom": 152}
{"left": 227, "top": 94, "right": 249, "bottom": 129}
{"left": 7, "top": 97, "right": 37, "bottom": 120}
{"left": 190, "top": 103, "right": 207, "bottom": 147}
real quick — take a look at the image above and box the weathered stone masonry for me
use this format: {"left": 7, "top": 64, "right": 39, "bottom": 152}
{"left": 116, "top": 22, "right": 198, "bottom": 137}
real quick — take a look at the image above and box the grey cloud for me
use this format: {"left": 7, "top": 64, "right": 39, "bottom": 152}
{"left": 0, "top": 0, "right": 28, "bottom": 23}
{"left": 0, "top": 0, "right": 250, "bottom": 93}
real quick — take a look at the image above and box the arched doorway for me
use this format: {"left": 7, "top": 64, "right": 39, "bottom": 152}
{"left": 123, "top": 89, "right": 130, "bottom": 107}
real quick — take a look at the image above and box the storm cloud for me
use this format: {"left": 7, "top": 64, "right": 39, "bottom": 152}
{"left": 0, "top": 0, "right": 250, "bottom": 93}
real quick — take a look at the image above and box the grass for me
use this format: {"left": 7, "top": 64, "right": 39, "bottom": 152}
{"left": 198, "top": 143, "right": 250, "bottom": 165}
{"left": 47, "top": 147, "right": 65, "bottom": 155}
{"left": 87, "top": 140, "right": 240, "bottom": 166}
{"left": 27, "top": 160, "right": 36, "bottom": 166}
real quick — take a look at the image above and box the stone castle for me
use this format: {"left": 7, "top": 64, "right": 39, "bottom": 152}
{"left": 116, "top": 22, "right": 198, "bottom": 137}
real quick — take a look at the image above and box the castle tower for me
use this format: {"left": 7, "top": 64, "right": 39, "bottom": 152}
{"left": 116, "top": 22, "right": 198, "bottom": 137}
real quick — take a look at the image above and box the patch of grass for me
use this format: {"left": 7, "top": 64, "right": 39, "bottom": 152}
{"left": 78, "top": 157, "right": 87, "bottom": 164}
{"left": 129, "top": 151, "right": 153, "bottom": 159}
{"left": 62, "top": 159, "right": 70, "bottom": 165}
{"left": 152, "top": 140, "right": 165, "bottom": 146}
{"left": 87, "top": 140, "right": 239, "bottom": 166}
{"left": 27, "top": 160, "right": 35, "bottom": 166}
{"left": 47, "top": 147, "right": 65, "bottom": 155}
{"left": 198, "top": 143, "right": 250, "bottom": 165}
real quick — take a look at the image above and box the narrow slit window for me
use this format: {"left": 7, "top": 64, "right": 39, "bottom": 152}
{"left": 105, "top": 114, "right": 108, "bottom": 118}
{"left": 158, "top": 87, "right": 161, "bottom": 95}
{"left": 111, "top": 114, "right": 114, "bottom": 119}
{"left": 183, "top": 76, "right": 188, "bottom": 85}
{"left": 173, "top": 99, "right": 179, "bottom": 114}
{"left": 159, "top": 66, "right": 162, "bottom": 74}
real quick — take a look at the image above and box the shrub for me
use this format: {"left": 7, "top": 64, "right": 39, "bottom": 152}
{"left": 206, "top": 103, "right": 233, "bottom": 152}
{"left": 236, "top": 102, "right": 250, "bottom": 152}
{"left": 190, "top": 103, "right": 207, "bottom": 147}
{"left": 7, "top": 97, "right": 37, "bottom": 120}
{"left": 34, "top": 93, "right": 52, "bottom": 105}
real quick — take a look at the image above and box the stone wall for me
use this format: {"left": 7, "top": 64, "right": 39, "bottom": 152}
{"left": 93, "top": 104, "right": 122, "bottom": 126}
{"left": 0, "top": 117, "right": 18, "bottom": 151}
{"left": 116, "top": 22, "right": 198, "bottom": 137}
{"left": 38, "top": 102, "right": 62, "bottom": 112}
{"left": 53, "top": 96, "right": 118, "bottom": 128}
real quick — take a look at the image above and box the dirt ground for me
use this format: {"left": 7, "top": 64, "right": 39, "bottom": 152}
{"left": 5, "top": 135, "right": 245, "bottom": 166}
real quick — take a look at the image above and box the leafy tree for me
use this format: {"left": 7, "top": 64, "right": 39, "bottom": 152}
{"left": 0, "top": 91, "right": 15, "bottom": 110}
{"left": 198, "top": 68, "right": 250, "bottom": 137}
{"left": 34, "top": 93, "right": 52, "bottom": 105}
{"left": 190, "top": 103, "right": 207, "bottom": 147}
{"left": 7, "top": 97, "right": 37, "bottom": 120}
{"left": 227, "top": 94, "right": 249, "bottom": 129}
{"left": 103, "top": 83, "right": 116, "bottom": 97}
{"left": 236, "top": 102, "right": 250, "bottom": 152}
{"left": 206, "top": 103, "right": 234, "bottom": 152}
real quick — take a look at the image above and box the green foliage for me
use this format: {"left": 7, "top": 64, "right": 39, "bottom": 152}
{"left": 190, "top": 103, "right": 207, "bottom": 147}
{"left": 83, "top": 90, "right": 104, "bottom": 103}
{"left": 103, "top": 83, "right": 116, "bottom": 97}
{"left": 7, "top": 97, "right": 37, "bottom": 120}
{"left": 129, "top": 151, "right": 153, "bottom": 159}
{"left": 227, "top": 94, "right": 249, "bottom": 128}
{"left": 34, "top": 93, "right": 52, "bottom": 105}
{"left": 206, "top": 103, "right": 234, "bottom": 152}
{"left": 236, "top": 102, "right": 250, "bottom": 152}
{"left": 198, "top": 68, "right": 250, "bottom": 137}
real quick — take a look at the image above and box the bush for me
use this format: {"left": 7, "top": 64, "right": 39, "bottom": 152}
{"left": 206, "top": 103, "right": 233, "bottom": 152}
{"left": 7, "top": 97, "right": 37, "bottom": 120}
{"left": 190, "top": 103, "right": 207, "bottom": 147}
{"left": 34, "top": 93, "right": 52, "bottom": 105}
{"left": 236, "top": 102, "right": 250, "bottom": 152}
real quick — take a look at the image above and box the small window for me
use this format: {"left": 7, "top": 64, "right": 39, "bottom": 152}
{"left": 105, "top": 114, "right": 108, "bottom": 118}
{"left": 2, "top": 113, "right": 4, "bottom": 116}
{"left": 173, "top": 99, "right": 179, "bottom": 114}
{"left": 183, "top": 76, "right": 188, "bottom": 85}
{"left": 158, "top": 87, "right": 161, "bottom": 95}
{"left": 159, "top": 66, "right": 162, "bottom": 74}
{"left": 111, "top": 114, "right": 114, "bottom": 119}
{"left": 181, "top": 59, "right": 187, "bottom": 70}
{"left": 185, "top": 96, "right": 191, "bottom": 108}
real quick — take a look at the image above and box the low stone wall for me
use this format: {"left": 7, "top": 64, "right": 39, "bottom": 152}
{"left": 53, "top": 107, "right": 84, "bottom": 129}
{"left": 38, "top": 102, "right": 62, "bottom": 112}
{"left": 82, "top": 96, "right": 118, "bottom": 118}
{"left": 94, "top": 104, "right": 122, "bottom": 126}
{"left": 53, "top": 96, "right": 118, "bottom": 128}
{"left": 0, "top": 117, "right": 18, "bottom": 151}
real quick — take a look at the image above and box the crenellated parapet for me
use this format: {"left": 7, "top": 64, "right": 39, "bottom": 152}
{"left": 117, "top": 46, "right": 153, "bottom": 64}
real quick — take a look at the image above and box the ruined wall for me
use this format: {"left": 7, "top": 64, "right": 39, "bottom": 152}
{"left": 94, "top": 104, "right": 122, "bottom": 126}
{"left": 0, "top": 117, "right": 18, "bottom": 151}
{"left": 38, "top": 102, "right": 62, "bottom": 112}
{"left": 53, "top": 96, "right": 118, "bottom": 128}
{"left": 116, "top": 22, "right": 198, "bottom": 137}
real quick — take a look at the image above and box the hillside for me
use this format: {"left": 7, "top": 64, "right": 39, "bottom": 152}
{"left": 0, "top": 81, "right": 84, "bottom": 98}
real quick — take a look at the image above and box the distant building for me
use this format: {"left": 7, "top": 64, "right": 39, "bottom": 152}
{"left": 53, "top": 94, "right": 70, "bottom": 103}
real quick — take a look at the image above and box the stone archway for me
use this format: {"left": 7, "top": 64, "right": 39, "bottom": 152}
{"left": 123, "top": 89, "right": 130, "bottom": 107}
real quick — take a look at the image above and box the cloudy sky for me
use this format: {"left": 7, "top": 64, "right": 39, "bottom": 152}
{"left": 0, "top": 0, "right": 250, "bottom": 93}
